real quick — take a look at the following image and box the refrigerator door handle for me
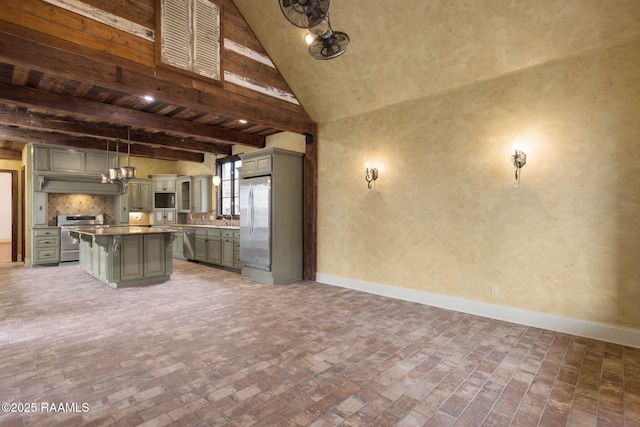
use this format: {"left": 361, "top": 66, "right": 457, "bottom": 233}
{"left": 248, "top": 185, "right": 254, "bottom": 236}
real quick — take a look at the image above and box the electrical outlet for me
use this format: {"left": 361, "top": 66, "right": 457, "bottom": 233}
{"left": 491, "top": 285, "right": 499, "bottom": 295}
{"left": 209, "top": 215, "right": 214, "bottom": 220}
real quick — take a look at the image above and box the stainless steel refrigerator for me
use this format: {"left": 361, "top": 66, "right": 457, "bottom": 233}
{"left": 239, "top": 176, "right": 271, "bottom": 271}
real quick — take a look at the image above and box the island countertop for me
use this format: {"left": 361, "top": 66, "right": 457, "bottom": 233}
{"left": 70, "top": 226, "right": 180, "bottom": 236}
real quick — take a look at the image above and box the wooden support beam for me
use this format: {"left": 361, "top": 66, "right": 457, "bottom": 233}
{"left": 0, "top": 82, "right": 265, "bottom": 148}
{"left": 0, "top": 126, "right": 204, "bottom": 162}
{"left": 303, "top": 124, "right": 318, "bottom": 281}
{"left": 0, "top": 147, "right": 22, "bottom": 160}
{"left": 0, "top": 27, "right": 314, "bottom": 135}
{"left": 0, "top": 106, "right": 232, "bottom": 155}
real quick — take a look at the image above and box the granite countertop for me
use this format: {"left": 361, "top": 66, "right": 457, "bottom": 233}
{"left": 69, "top": 226, "right": 181, "bottom": 236}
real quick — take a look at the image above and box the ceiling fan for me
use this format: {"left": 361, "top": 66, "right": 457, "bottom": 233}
{"left": 278, "top": 0, "right": 351, "bottom": 60}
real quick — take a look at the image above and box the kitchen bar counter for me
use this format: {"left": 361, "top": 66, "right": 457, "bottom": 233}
{"left": 70, "top": 227, "right": 177, "bottom": 288}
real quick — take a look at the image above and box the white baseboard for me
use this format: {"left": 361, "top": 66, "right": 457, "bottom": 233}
{"left": 316, "top": 273, "right": 640, "bottom": 349}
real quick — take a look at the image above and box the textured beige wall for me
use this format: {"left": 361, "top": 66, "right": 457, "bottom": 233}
{"left": 317, "top": 39, "right": 640, "bottom": 328}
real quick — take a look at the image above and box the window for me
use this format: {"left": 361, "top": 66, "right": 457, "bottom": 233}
{"left": 157, "top": 0, "right": 221, "bottom": 81}
{"left": 216, "top": 156, "right": 241, "bottom": 217}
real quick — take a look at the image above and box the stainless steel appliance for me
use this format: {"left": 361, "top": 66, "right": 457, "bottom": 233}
{"left": 57, "top": 214, "right": 104, "bottom": 262}
{"left": 239, "top": 176, "right": 271, "bottom": 271}
{"left": 183, "top": 228, "right": 195, "bottom": 260}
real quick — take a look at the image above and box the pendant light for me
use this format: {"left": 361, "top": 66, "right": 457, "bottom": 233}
{"left": 109, "top": 139, "right": 123, "bottom": 182}
{"left": 101, "top": 140, "right": 112, "bottom": 184}
{"left": 119, "top": 127, "right": 137, "bottom": 180}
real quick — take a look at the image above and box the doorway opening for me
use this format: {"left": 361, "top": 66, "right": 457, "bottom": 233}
{"left": 0, "top": 170, "right": 18, "bottom": 263}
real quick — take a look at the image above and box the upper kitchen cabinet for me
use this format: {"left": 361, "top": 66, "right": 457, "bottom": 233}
{"left": 152, "top": 175, "right": 177, "bottom": 192}
{"left": 176, "top": 176, "right": 192, "bottom": 213}
{"left": 176, "top": 175, "right": 212, "bottom": 213}
{"left": 34, "top": 145, "right": 117, "bottom": 176}
{"left": 129, "top": 179, "right": 152, "bottom": 212}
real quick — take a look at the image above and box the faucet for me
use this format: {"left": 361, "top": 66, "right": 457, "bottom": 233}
{"left": 222, "top": 215, "right": 229, "bottom": 226}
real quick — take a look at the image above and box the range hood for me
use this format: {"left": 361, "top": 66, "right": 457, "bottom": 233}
{"left": 35, "top": 172, "right": 123, "bottom": 195}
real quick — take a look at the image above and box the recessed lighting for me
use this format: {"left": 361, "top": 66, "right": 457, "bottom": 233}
{"left": 143, "top": 95, "right": 154, "bottom": 102}
{"left": 238, "top": 119, "right": 248, "bottom": 124}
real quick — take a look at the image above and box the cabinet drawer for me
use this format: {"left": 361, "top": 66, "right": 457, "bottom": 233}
{"left": 221, "top": 229, "right": 235, "bottom": 238}
{"left": 34, "top": 247, "right": 60, "bottom": 264}
{"left": 35, "top": 236, "right": 60, "bottom": 248}
{"left": 33, "top": 228, "right": 60, "bottom": 237}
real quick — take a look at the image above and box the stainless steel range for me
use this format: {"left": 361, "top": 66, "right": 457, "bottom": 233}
{"left": 57, "top": 214, "right": 104, "bottom": 262}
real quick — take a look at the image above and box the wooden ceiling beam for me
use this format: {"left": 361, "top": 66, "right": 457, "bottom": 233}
{"left": 0, "top": 105, "right": 232, "bottom": 156}
{"left": 0, "top": 147, "right": 22, "bottom": 160}
{"left": 0, "top": 82, "right": 265, "bottom": 148}
{"left": 0, "top": 27, "right": 314, "bottom": 135}
{"left": 0, "top": 126, "right": 204, "bottom": 162}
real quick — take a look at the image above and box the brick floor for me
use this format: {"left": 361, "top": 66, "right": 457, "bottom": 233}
{"left": 1, "top": 260, "right": 639, "bottom": 426}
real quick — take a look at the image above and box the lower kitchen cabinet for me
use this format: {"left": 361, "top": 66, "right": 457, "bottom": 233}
{"left": 154, "top": 209, "right": 176, "bottom": 224}
{"left": 189, "top": 227, "right": 240, "bottom": 271}
{"left": 32, "top": 227, "right": 60, "bottom": 266}
{"left": 194, "top": 228, "right": 221, "bottom": 264}
{"left": 220, "top": 229, "right": 240, "bottom": 268}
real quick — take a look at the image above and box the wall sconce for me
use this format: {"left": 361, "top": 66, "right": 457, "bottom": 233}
{"left": 511, "top": 150, "right": 527, "bottom": 186}
{"left": 365, "top": 163, "right": 379, "bottom": 189}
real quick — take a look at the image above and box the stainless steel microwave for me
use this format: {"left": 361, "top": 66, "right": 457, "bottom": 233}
{"left": 154, "top": 192, "right": 175, "bottom": 209}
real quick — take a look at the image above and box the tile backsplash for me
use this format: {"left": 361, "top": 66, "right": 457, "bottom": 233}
{"left": 48, "top": 194, "right": 115, "bottom": 225}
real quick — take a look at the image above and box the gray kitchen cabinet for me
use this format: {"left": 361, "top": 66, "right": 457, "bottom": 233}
{"left": 33, "top": 192, "right": 48, "bottom": 226}
{"left": 194, "top": 228, "right": 221, "bottom": 264}
{"left": 154, "top": 209, "right": 176, "bottom": 224}
{"left": 114, "top": 179, "right": 152, "bottom": 224}
{"left": 86, "top": 151, "right": 117, "bottom": 175}
{"left": 241, "top": 154, "right": 272, "bottom": 177}
{"left": 49, "top": 148, "right": 86, "bottom": 174}
{"left": 120, "top": 235, "right": 144, "bottom": 281}
{"left": 220, "top": 230, "right": 234, "bottom": 268}
{"left": 32, "top": 227, "right": 60, "bottom": 266}
{"left": 143, "top": 234, "right": 167, "bottom": 278}
{"left": 34, "top": 146, "right": 49, "bottom": 171}
{"left": 176, "top": 175, "right": 212, "bottom": 213}
{"left": 114, "top": 190, "right": 130, "bottom": 224}
{"left": 129, "top": 179, "right": 152, "bottom": 211}
{"left": 176, "top": 176, "right": 192, "bottom": 213}
{"left": 152, "top": 174, "right": 176, "bottom": 192}
{"left": 192, "top": 175, "right": 212, "bottom": 213}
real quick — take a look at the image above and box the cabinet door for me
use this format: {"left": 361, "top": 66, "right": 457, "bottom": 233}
{"left": 153, "top": 210, "right": 165, "bottom": 224}
{"left": 87, "top": 152, "right": 116, "bottom": 175}
{"left": 49, "top": 149, "right": 86, "bottom": 173}
{"left": 165, "top": 209, "right": 176, "bottom": 224}
{"left": 172, "top": 230, "right": 184, "bottom": 258}
{"left": 115, "top": 193, "right": 129, "bottom": 224}
{"left": 33, "top": 192, "right": 48, "bottom": 225}
{"left": 192, "top": 178, "right": 201, "bottom": 212}
{"left": 34, "top": 146, "right": 49, "bottom": 171}
{"left": 194, "top": 237, "right": 207, "bottom": 261}
{"left": 206, "top": 237, "right": 221, "bottom": 264}
{"left": 139, "top": 182, "right": 152, "bottom": 211}
{"left": 177, "top": 177, "right": 191, "bottom": 212}
{"left": 221, "top": 238, "right": 234, "bottom": 267}
{"left": 144, "top": 234, "right": 166, "bottom": 277}
{"left": 120, "top": 235, "right": 144, "bottom": 280}
{"left": 129, "top": 182, "right": 141, "bottom": 209}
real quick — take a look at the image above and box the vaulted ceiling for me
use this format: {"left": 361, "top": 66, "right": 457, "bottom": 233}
{"left": 0, "top": 0, "right": 313, "bottom": 162}
{"left": 1, "top": 1, "right": 639, "bottom": 163}
{"left": 234, "top": 0, "right": 640, "bottom": 123}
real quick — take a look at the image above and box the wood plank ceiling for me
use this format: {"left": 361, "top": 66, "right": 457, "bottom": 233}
{"left": 0, "top": 0, "right": 314, "bottom": 162}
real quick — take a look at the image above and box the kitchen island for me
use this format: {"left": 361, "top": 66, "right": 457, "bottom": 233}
{"left": 70, "top": 226, "right": 178, "bottom": 288}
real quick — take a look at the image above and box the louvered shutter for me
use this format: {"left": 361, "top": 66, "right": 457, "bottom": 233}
{"left": 161, "top": 0, "right": 192, "bottom": 70}
{"left": 193, "top": 0, "right": 220, "bottom": 80}
{"left": 159, "top": 0, "right": 221, "bottom": 81}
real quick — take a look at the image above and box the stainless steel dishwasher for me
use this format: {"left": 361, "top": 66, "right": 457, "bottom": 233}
{"left": 183, "top": 228, "right": 195, "bottom": 260}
